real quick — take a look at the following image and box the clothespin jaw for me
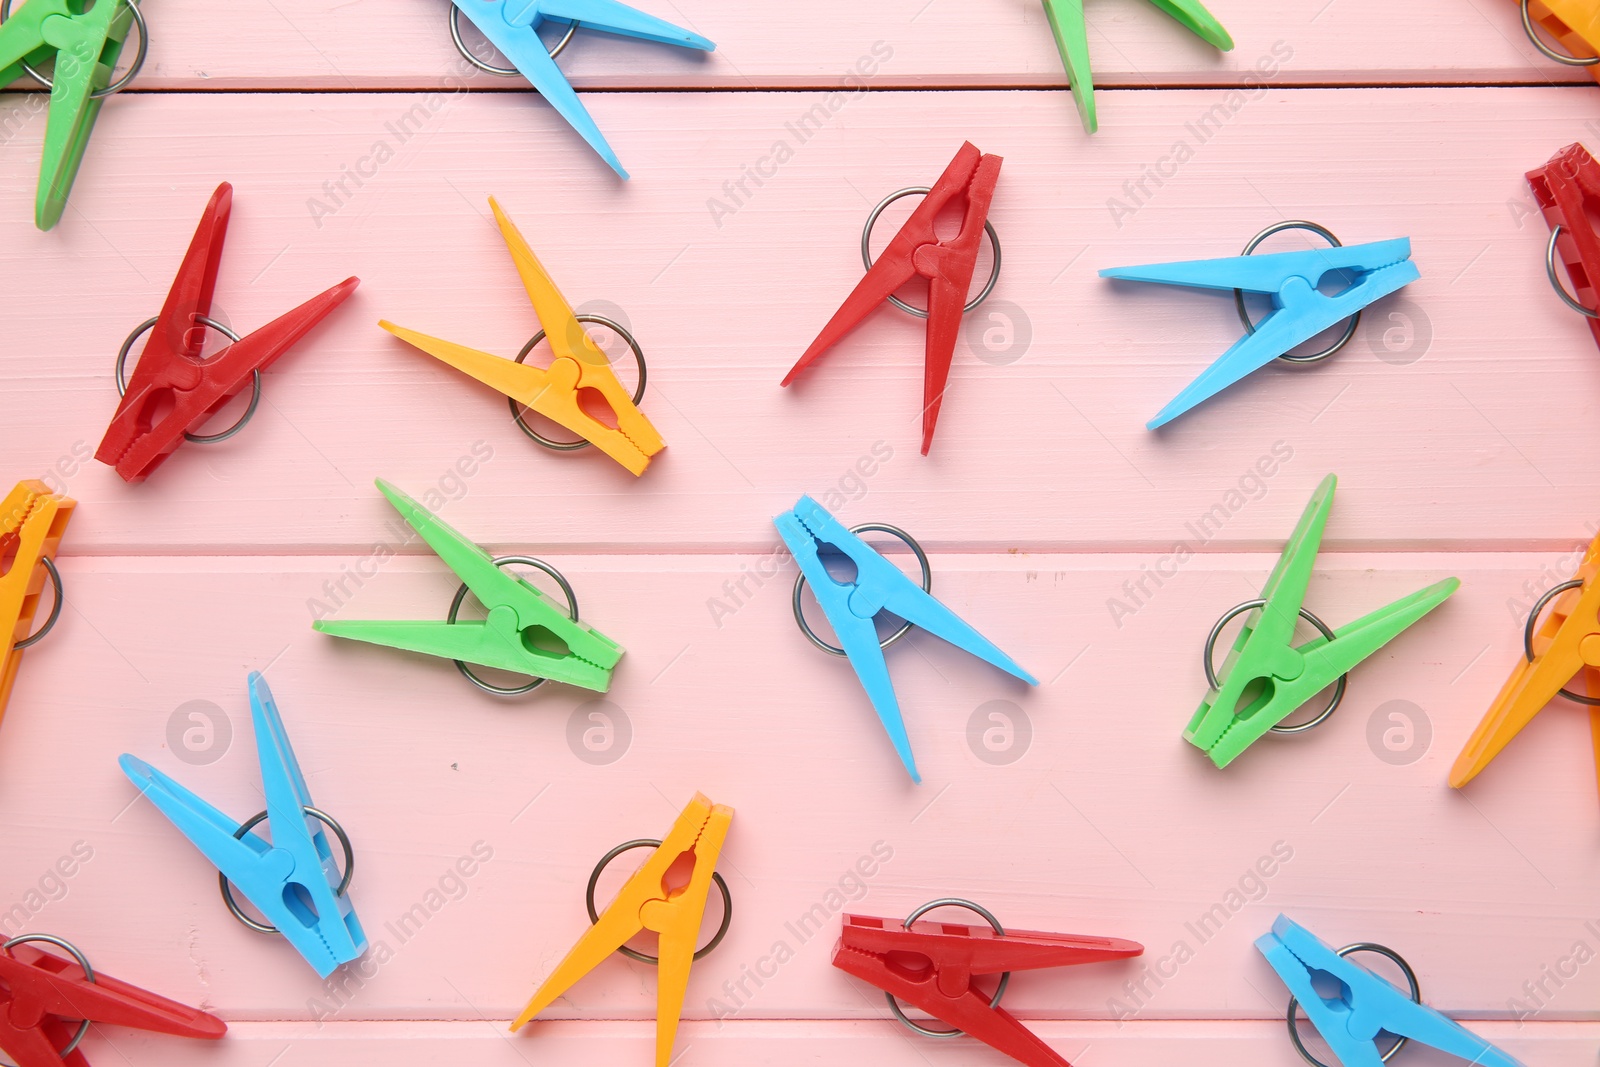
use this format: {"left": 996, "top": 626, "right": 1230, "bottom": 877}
{"left": 1528, "top": 143, "right": 1600, "bottom": 349}
{"left": 0, "top": 481, "right": 74, "bottom": 728}
{"left": 0, "top": 939, "right": 226, "bottom": 1067}
{"left": 449, "top": 0, "right": 714, "bottom": 178}
{"left": 1184, "top": 475, "right": 1458, "bottom": 767}
{"left": 1450, "top": 529, "right": 1600, "bottom": 792}
{"left": 314, "top": 479, "right": 622, "bottom": 690}
{"left": 833, "top": 914, "right": 1141, "bottom": 1067}
{"left": 0, "top": 0, "right": 134, "bottom": 229}
{"left": 1040, "top": 0, "right": 1233, "bottom": 134}
{"left": 118, "top": 674, "right": 367, "bottom": 978}
{"left": 512, "top": 793, "right": 734, "bottom": 1067}
{"left": 774, "top": 495, "right": 1037, "bottom": 783}
{"left": 380, "top": 198, "right": 664, "bottom": 475}
{"left": 1256, "top": 916, "right": 1525, "bottom": 1067}
{"left": 782, "top": 142, "right": 1003, "bottom": 455}
{"left": 1101, "top": 239, "right": 1419, "bottom": 428}
{"left": 94, "top": 182, "right": 359, "bottom": 482}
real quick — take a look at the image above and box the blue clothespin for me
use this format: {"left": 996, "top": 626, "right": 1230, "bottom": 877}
{"left": 452, "top": 0, "right": 715, "bottom": 178}
{"left": 119, "top": 673, "right": 366, "bottom": 978}
{"left": 1256, "top": 915, "right": 1524, "bottom": 1067}
{"left": 774, "top": 495, "right": 1038, "bottom": 783}
{"left": 1100, "top": 237, "right": 1420, "bottom": 428}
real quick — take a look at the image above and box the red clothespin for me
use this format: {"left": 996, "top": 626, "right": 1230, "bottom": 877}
{"left": 782, "top": 142, "right": 1003, "bottom": 455}
{"left": 1527, "top": 143, "right": 1600, "bottom": 350}
{"left": 0, "top": 933, "right": 226, "bottom": 1067}
{"left": 833, "top": 903, "right": 1142, "bottom": 1067}
{"left": 95, "top": 183, "right": 358, "bottom": 483}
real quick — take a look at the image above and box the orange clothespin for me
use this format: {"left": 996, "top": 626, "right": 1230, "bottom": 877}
{"left": 1451, "top": 530, "right": 1600, "bottom": 796}
{"left": 512, "top": 792, "right": 734, "bottom": 1067}
{"left": 380, "top": 198, "right": 665, "bottom": 476}
{"left": 0, "top": 481, "right": 74, "bottom": 726}
{"left": 1521, "top": 0, "right": 1600, "bottom": 79}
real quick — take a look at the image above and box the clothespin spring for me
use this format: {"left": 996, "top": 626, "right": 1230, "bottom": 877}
{"left": 1519, "top": 579, "right": 1600, "bottom": 704}
{"left": 1234, "top": 221, "right": 1360, "bottom": 364}
{"left": 862, "top": 187, "right": 1001, "bottom": 319}
{"left": 1285, "top": 940, "right": 1419, "bottom": 1067}
{"left": 585, "top": 838, "right": 732, "bottom": 963}
{"left": 0, "top": 0, "right": 149, "bottom": 95}
{"left": 509, "top": 314, "right": 649, "bottom": 451}
{"left": 0, "top": 934, "right": 94, "bottom": 1058}
{"left": 115, "top": 315, "right": 261, "bottom": 444}
{"left": 448, "top": 7, "right": 577, "bottom": 75}
{"left": 1520, "top": 0, "right": 1600, "bottom": 64}
{"left": 1544, "top": 226, "right": 1600, "bottom": 318}
{"left": 886, "top": 899, "right": 1010, "bottom": 1037}
{"left": 447, "top": 554, "right": 579, "bottom": 695}
{"left": 9, "top": 558, "right": 62, "bottom": 651}
{"left": 218, "top": 807, "right": 356, "bottom": 933}
{"left": 1202, "top": 598, "right": 1348, "bottom": 733}
{"left": 792, "top": 522, "right": 931, "bottom": 655}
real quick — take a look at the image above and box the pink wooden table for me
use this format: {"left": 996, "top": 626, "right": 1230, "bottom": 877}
{"left": 4, "top": 0, "right": 1600, "bottom": 1063}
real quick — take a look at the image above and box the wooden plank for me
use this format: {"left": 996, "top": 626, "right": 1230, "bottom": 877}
{"left": 53, "top": 1019, "right": 1600, "bottom": 1065}
{"left": 2, "top": 553, "right": 1596, "bottom": 1018}
{"left": 0, "top": 0, "right": 1583, "bottom": 90}
{"left": 2, "top": 87, "right": 1598, "bottom": 551}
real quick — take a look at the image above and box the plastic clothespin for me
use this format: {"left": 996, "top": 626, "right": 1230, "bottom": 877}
{"left": 1185, "top": 474, "right": 1458, "bottom": 768}
{"left": 0, "top": 934, "right": 226, "bottom": 1067}
{"left": 1527, "top": 143, "right": 1600, "bottom": 350}
{"left": 1523, "top": 0, "right": 1600, "bottom": 75}
{"left": 1041, "top": 0, "right": 1233, "bottom": 134}
{"left": 451, "top": 0, "right": 714, "bottom": 178}
{"left": 773, "top": 495, "right": 1037, "bottom": 783}
{"left": 94, "top": 183, "right": 359, "bottom": 483}
{"left": 0, "top": 0, "right": 139, "bottom": 229}
{"left": 782, "top": 142, "right": 1003, "bottom": 455}
{"left": 0, "top": 481, "right": 74, "bottom": 729}
{"left": 380, "top": 198, "right": 665, "bottom": 476}
{"left": 1450, "top": 529, "right": 1600, "bottom": 796}
{"left": 1256, "top": 915, "right": 1525, "bottom": 1067}
{"left": 118, "top": 673, "right": 366, "bottom": 978}
{"left": 314, "top": 478, "right": 622, "bottom": 690}
{"left": 1101, "top": 237, "right": 1419, "bottom": 428}
{"left": 833, "top": 912, "right": 1143, "bottom": 1067}
{"left": 511, "top": 792, "right": 734, "bottom": 1067}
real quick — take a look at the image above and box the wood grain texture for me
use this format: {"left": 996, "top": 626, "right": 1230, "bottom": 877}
{"left": 2, "top": 5, "right": 1596, "bottom": 1063}
{"left": 40, "top": 1020, "right": 1600, "bottom": 1065}
{"left": 0, "top": 0, "right": 1585, "bottom": 90}
{"left": 1, "top": 554, "right": 1595, "bottom": 1022}
{"left": 3, "top": 87, "right": 1600, "bottom": 551}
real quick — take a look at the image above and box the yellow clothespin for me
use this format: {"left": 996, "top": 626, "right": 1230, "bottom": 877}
{"left": 381, "top": 198, "right": 666, "bottom": 475}
{"left": 0, "top": 481, "right": 74, "bottom": 725}
{"left": 1522, "top": 0, "right": 1600, "bottom": 77}
{"left": 512, "top": 792, "right": 734, "bottom": 1067}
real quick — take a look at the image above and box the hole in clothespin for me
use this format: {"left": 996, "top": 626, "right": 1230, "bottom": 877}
{"left": 884, "top": 949, "right": 935, "bottom": 983}
{"left": 575, "top": 388, "right": 621, "bottom": 432}
{"left": 817, "top": 540, "right": 861, "bottom": 587}
{"left": 281, "top": 882, "right": 322, "bottom": 929}
{"left": 520, "top": 625, "right": 572, "bottom": 660}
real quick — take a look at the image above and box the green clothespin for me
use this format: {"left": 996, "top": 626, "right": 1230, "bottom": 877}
{"left": 1041, "top": 0, "right": 1234, "bottom": 134}
{"left": 0, "top": 0, "right": 145, "bottom": 229}
{"left": 1184, "top": 474, "right": 1458, "bottom": 768}
{"left": 314, "top": 479, "right": 623, "bottom": 693}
